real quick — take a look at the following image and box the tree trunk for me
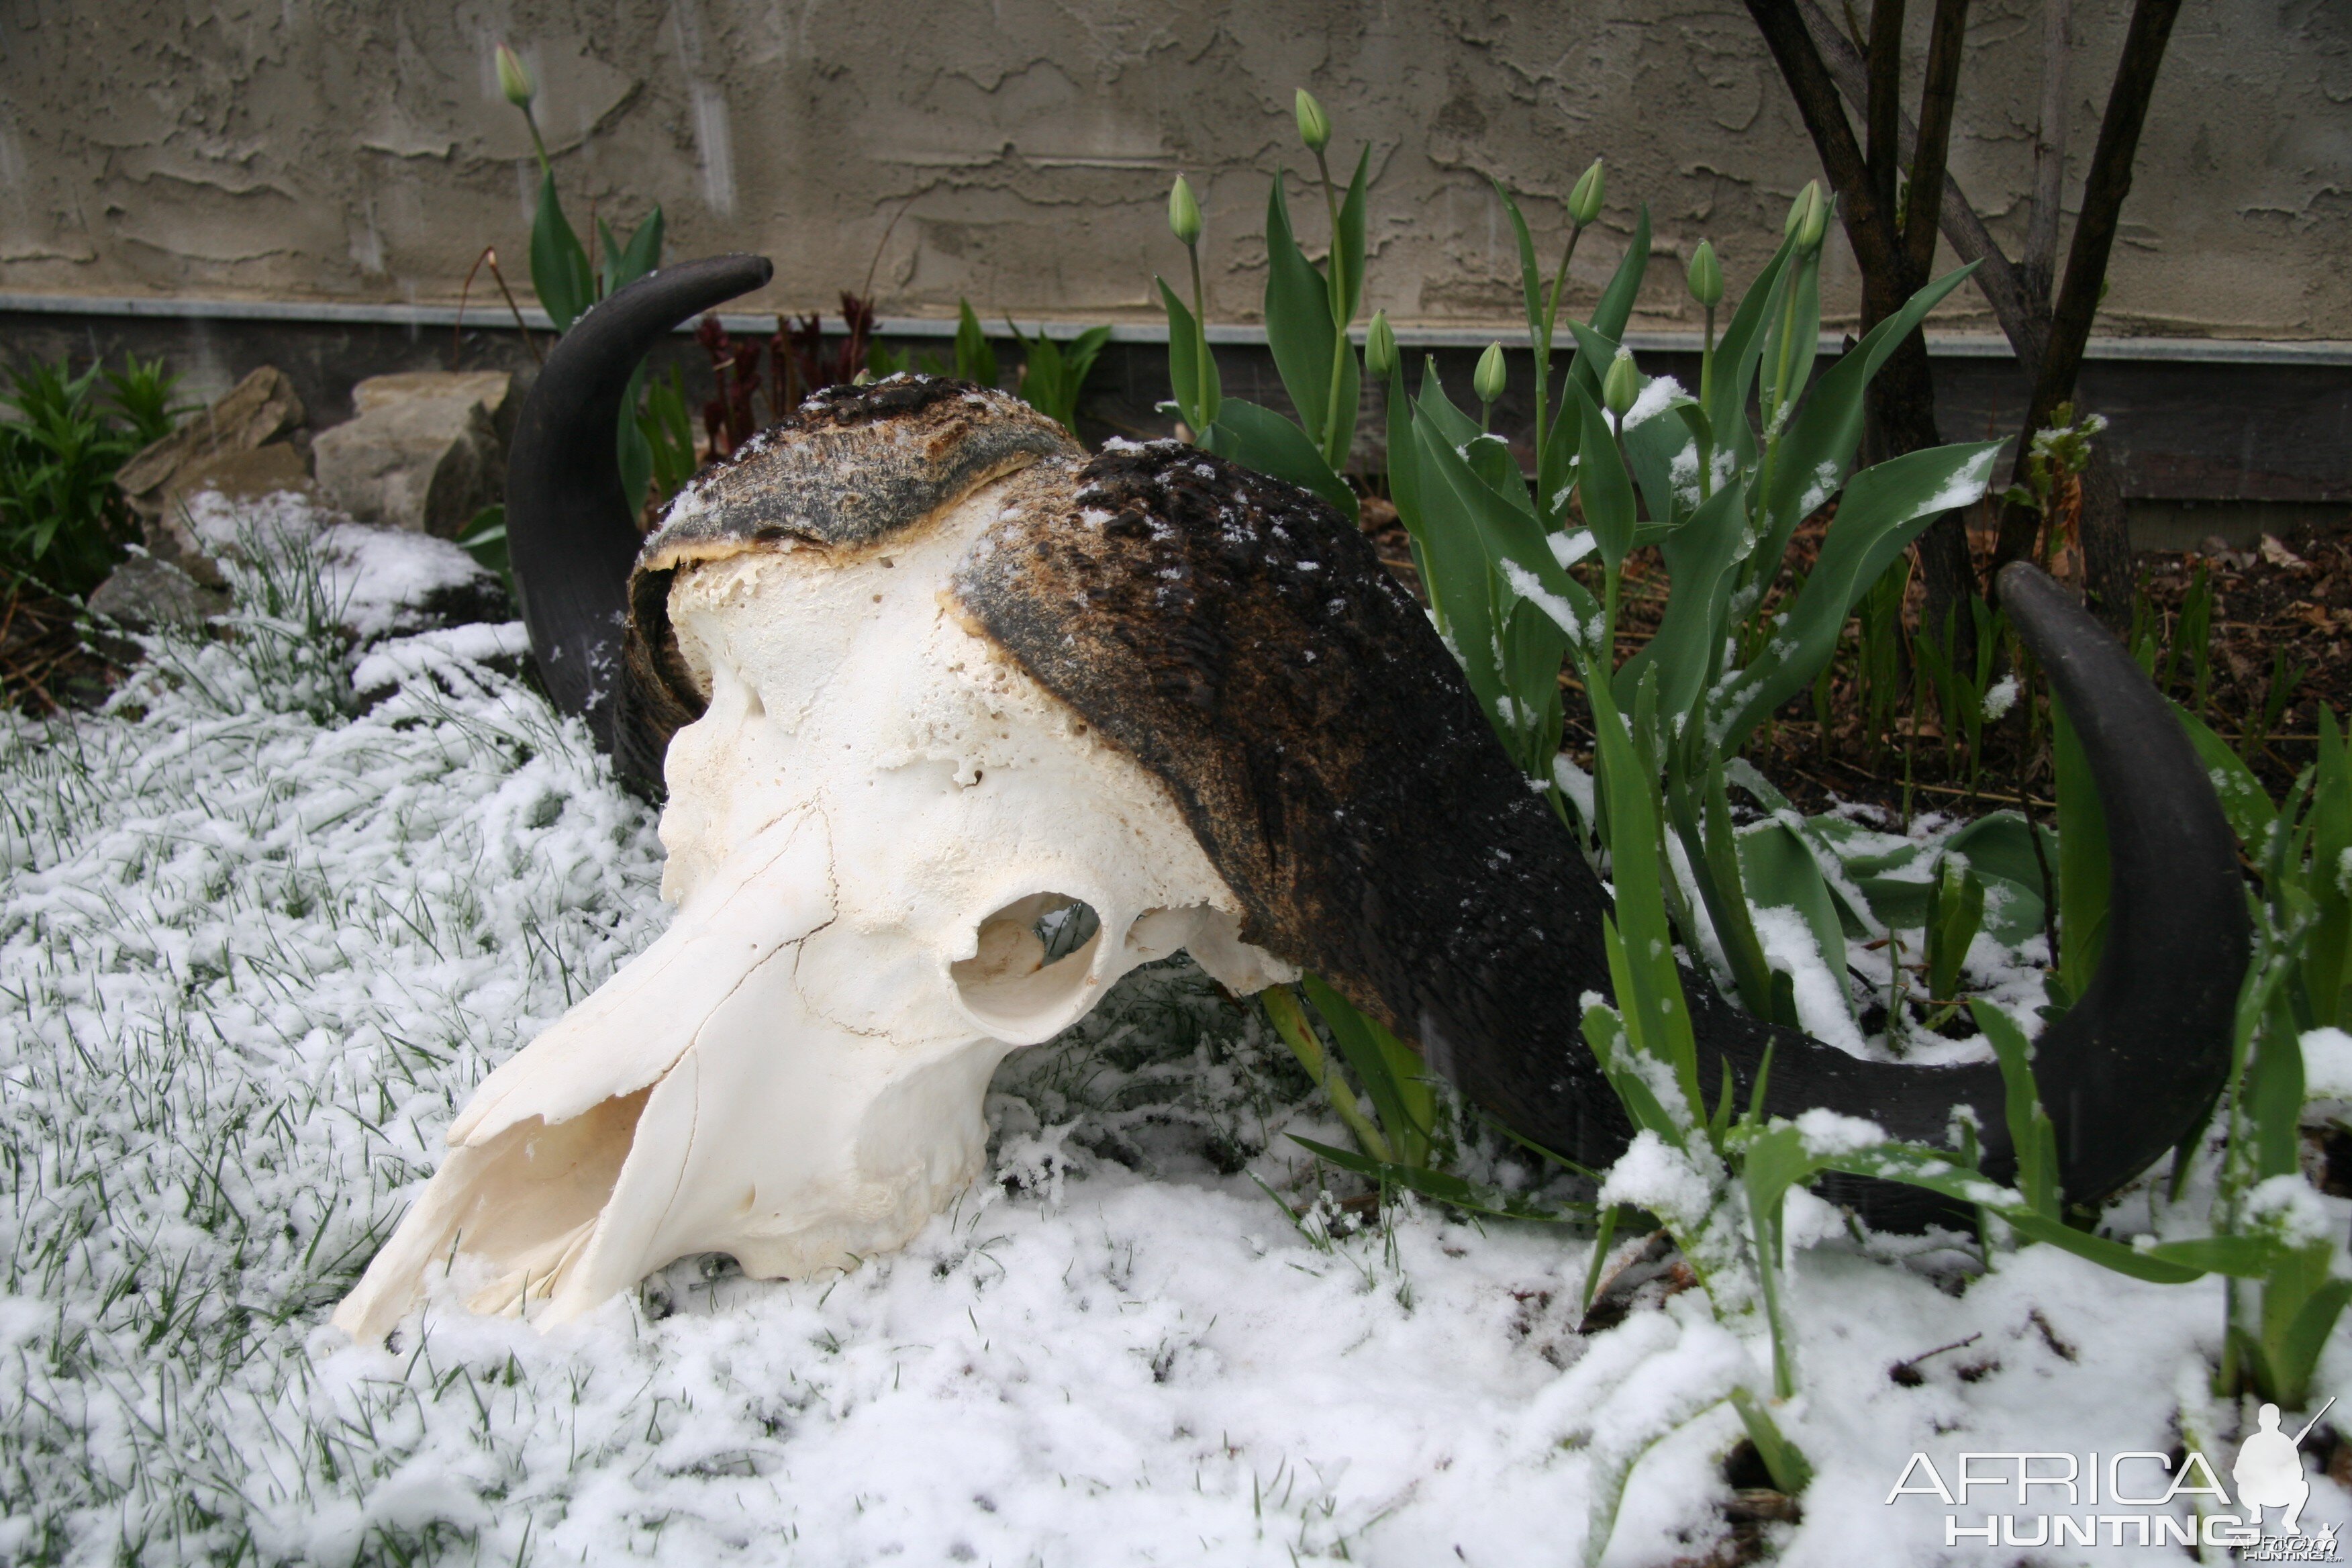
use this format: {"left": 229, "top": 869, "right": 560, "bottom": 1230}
{"left": 2076, "top": 443, "right": 2135, "bottom": 624}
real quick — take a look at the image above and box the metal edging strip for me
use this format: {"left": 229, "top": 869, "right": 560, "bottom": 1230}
{"left": 3, "top": 292, "right": 2347, "bottom": 366}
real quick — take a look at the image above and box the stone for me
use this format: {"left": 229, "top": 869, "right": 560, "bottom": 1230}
{"left": 85, "top": 554, "right": 230, "bottom": 632}
{"left": 312, "top": 371, "right": 514, "bottom": 540}
{"left": 115, "top": 366, "right": 311, "bottom": 582}
{"left": 173, "top": 442, "right": 317, "bottom": 506}
{"left": 353, "top": 370, "right": 516, "bottom": 430}
{"left": 116, "top": 366, "right": 307, "bottom": 518}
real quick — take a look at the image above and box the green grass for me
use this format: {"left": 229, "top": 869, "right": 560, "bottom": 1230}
{"left": 0, "top": 536, "right": 669, "bottom": 1563}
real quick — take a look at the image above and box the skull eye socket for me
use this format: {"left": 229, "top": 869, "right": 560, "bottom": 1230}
{"left": 1033, "top": 898, "right": 1101, "bottom": 961}
{"left": 952, "top": 893, "right": 1104, "bottom": 1042}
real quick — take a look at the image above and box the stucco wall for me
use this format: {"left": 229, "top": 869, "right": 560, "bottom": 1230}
{"left": 0, "top": 0, "right": 2344, "bottom": 338}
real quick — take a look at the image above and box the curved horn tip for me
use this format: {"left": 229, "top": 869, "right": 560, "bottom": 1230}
{"left": 505, "top": 253, "right": 776, "bottom": 756}
{"left": 1994, "top": 556, "right": 2249, "bottom": 1207}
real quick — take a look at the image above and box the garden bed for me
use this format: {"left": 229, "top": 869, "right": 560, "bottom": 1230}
{"left": 3, "top": 497, "right": 2349, "bottom": 1565}
{"left": 1363, "top": 492, "right": 2352, "bottom": 822}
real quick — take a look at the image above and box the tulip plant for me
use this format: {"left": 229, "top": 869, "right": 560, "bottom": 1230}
{"left": 496, "top": 44, "right": 676, "bottom": 520}
{"left": 1155, "top": 98, "right": 2352, "bottom": 1550}
{"left": 1159, "top": 98, "right": 2006, "bottom": 1038}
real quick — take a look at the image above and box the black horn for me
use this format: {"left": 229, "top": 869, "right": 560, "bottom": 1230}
{"left": 505, "top": 253, "right": 774, "bottom": 773}
{"left": 950, "top": 442, "right": 2245, "bottom": 1230}
{"left": 1702, "top": 560, "right": 2246, "bottom": 1220}
{"left": 1990, "top": 560, "right": 2248, "bottom": 1197}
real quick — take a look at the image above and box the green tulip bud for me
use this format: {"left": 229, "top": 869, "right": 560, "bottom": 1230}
{"left": 1567, "top": 158, "right": 1605, "bottom": 228}
{"left": 1474, "top": 341, "right": 1508, "bottom": 406}
{"left": 1602, "top": 348, "right": 1640, "bottom": 419}
{"left": 1294, "top": 89, "right": 1332, "bottom": 153}
{"left": 1365, "top": 310, "right": 1398, "bottom": 381}
{"left": 1785, "top": 180, "right": 1829, "bottom": 253}
{"left": 1686, "top": 239, "right": 1722, "bottom": 309}
{"left": 495, "top": 43, "right": 536, "bottom": 109}
{"left": 1168, "top": 175, "right": 1203, "bottom": 248}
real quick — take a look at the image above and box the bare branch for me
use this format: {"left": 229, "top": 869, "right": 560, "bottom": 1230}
{"left": 1744, "top": 0, "right": 1908, "bottom": 289}
{"left": 2022, "top": 0, "right": 2072, "bottom": 304}
{"left": 1795, "top": 0, "right": 2049, "bottom": 366}
{"left": 2039, "top": 0, "right": 2180, "bottom": 422}
{"left": 1903, "top": 0, "right": 1971, "bottom": 287}
{"left": 1989, "top": 0, "right": 2184, "bottom": 617}
{"left": 1866, "top": 0, "right": 1908, "bottom": 232}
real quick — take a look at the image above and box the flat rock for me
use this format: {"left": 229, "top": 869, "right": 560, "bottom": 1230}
{"left": 117, "top": 366, "right": 307, "bottom": 515}
{"left": 352, "top": 370, "right": 516, "bottom": 426}
{"left": 313, "top": 371, "right": 513, "bottom": 540}
{"left": 115, "top": 366, "right": 310, "bottom": 581}
{"left": 86, "top": 554, "right": 230, "bottom": 632}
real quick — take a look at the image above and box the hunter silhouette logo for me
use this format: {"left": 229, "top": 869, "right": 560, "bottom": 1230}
{"left": 2237, "top": 1402, "right": 2329, "bottom": 1537}
{"left": 1886, "top": 1400, "right": 2342, "bottom": 1553}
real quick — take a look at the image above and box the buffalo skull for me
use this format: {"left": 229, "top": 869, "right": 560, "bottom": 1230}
{"left": 335, "top": 256, "right": 2246, "bottom": 1342}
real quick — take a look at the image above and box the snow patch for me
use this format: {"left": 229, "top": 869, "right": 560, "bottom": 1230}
{"left": 1795, "top": 1107, "right": 1889, "bottom": 1158}
{"left": 2306, "top": 1026, "right": 2352, "bottom": 1101}
{"left": 1599, "top": 1130, "right": 1718, "bottom": 1230}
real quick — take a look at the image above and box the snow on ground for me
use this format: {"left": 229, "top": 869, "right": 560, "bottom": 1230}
{"left": 2, "top": 509, "right": 2348, "bottom": 1565}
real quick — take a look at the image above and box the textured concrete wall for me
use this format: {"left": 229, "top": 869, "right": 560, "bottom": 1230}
{"left": 1, "top": 1, "right": 2343, "bottom": 338}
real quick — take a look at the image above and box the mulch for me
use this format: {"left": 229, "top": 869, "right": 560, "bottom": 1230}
{"left": 0, "top": 583, "right": 117, "bottom": 717}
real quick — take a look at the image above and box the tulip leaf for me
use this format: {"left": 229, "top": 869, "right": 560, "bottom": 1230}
{"left": 1569, "top": 380, "right": 1636, "bottom": 571}
{"left": 1493, "top": 179, "right": 1549, "bottom": 352}
{"left": 1715, "top": 438, "right": 2004, "bottom": 754}
{"left": 1708, "top": 234, "right": 1798, "bottom": 467}
{"left": 2306, "top": 707, "right": 2352, "bottom": 1028}
{"left": 1157, "top": 277, "right": 1222, "bottom": 432}
{"left": 1969, "top": 999, "right": 2059, "bottom": 1216}
{"left": 1614, "top": 479, "right": 1748, "bottom": 725}
{"left": 1465, "top": 434, "right": 1535, "bottom": 519}
{"left": 955, "top": 299, "right": 999, "bottom": 387}
{"left": 1335, "top": 144, "right": 1370, "bottom": 328}
{"left": 1587, "top": 667, "right": 1702, "bottom": 1120}
{"left": 1265, "top": 170, "right": 1352, "bottom": 465}
{"left": 1383, "top": 362, "right": 1438, "bottom": 620}
{"left": 2169, "top": 696, "right": 2277, "bottom": 850}
{"left": 1414, "top": 356, "right": 1483, "bottom": 449}
{"left": 2052, "top": 694, "right": 2110, "bottom": 1001}
{"left": 599, "top": 205, "right": 665, "bottom": 299}
{"left": 616, "top": 364, "right": 652, "bottom": 519}
{"left": 1408, "top": 414, "right": 1509, "bottom": 723}
{"left": 1739, "top": 820, "right": 1855, "bottom": 1026}
{"left": 1758, "top": 246, "right": 1822, "bottom": 431}
{"left": 529, "top": 172, "right": 595, "bottom": 336}
{"left": 1207, "top": 399, "right": 1355, "bottom": 521}
{"left": 1564, "top": 204, "right": 1651, "bottom": 404}
{"left": 1751, "top": 262, "right": 1980, "bottom": 571}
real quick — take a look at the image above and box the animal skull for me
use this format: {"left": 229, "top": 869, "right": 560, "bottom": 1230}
{"left": 334, "top": 256, "right": 2249, "bottom": 1339}
{"left": 333, "top": 456, "right": 1293, "bottom": 1341}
